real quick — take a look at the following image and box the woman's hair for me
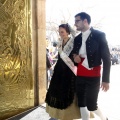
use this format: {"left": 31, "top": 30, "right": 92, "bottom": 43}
{"left": 59, "top": 24, "right": 70, "bottom": 34}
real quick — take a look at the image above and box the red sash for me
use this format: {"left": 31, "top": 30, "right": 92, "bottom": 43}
{"left": 77, "top": 58, "right": 101, "bottom": 77}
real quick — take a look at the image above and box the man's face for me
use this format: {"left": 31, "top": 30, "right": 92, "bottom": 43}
{"left": 75, "top": 16, "right": 84, "bottom": 31}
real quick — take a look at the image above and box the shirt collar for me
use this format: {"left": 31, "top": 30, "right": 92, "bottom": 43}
{"left": 82, "top": 28, "right": 91, "bottom": 36}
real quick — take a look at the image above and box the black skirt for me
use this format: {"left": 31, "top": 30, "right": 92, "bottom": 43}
{"left": 45, "top": 53, "right": 76, "bottom": 109}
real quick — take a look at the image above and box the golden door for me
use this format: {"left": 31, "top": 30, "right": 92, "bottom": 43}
{"left": 0, "top": 0, "right": 34, "bottom": 119}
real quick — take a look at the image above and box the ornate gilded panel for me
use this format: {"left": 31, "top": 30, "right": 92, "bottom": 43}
{"left": 0, "top": 0, "right": 34, "bottom": 119}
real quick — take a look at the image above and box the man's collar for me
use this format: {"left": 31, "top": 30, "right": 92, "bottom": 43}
{"left": 82, "top": 28, "right": 91, "bottom": 36}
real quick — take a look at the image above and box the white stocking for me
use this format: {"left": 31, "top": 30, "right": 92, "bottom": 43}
{"left": 80, "top": 107, "right": 90, "bottom": 120}
{"left": 93, "top": 108, "right": 106, "bottom": 120}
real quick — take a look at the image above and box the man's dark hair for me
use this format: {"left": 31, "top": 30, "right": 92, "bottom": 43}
{"left": 59, "top": 24, "right": 70, "bottom": 34}
{"left": 75, "top": 12, "right": 91, "bottom": 24}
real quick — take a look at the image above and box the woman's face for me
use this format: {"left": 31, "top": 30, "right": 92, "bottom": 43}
{"left": 59, "top": 27, "right": 69, "bottom": 39}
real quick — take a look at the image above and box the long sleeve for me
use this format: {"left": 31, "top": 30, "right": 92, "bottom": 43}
{"left": 100, "top": 33, "right": 111, "bottom": 83}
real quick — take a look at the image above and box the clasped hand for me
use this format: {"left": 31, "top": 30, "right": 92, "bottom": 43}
{"left": 73, "top": 54, "right": 81, "bottom": 63}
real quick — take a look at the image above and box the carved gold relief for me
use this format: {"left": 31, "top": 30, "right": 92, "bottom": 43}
{"left": 0, "top": 0, "right": 34, "bottom": 119}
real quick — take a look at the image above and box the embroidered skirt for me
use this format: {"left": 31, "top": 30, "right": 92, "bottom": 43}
{"left": 46, "top": 95, "right": 94, "bottom": 120}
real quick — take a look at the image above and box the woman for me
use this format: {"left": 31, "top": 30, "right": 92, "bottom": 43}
{"left": 45, "top": 24, "right": 93, "bottom": 120}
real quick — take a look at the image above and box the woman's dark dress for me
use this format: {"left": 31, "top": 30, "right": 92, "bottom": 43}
{"left": 45, "top": 50, "right": 76, "bottom": 109}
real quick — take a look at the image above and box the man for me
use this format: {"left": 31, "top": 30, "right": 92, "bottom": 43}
{"left": 72, "top": 12, "right": 111, "bottom": 120}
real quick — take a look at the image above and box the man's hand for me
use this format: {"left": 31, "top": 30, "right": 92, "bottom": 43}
{"left": 73, "top": 54, "right": 81, "bottom": 63}
{"left": 101, "top": 82, "right": 109, "bottom": 92}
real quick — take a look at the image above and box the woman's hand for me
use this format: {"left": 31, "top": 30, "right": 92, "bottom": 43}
{"left": 73, "top": 54, "right": 81, "bottom": 63}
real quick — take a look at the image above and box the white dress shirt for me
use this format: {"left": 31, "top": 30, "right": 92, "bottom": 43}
{"left": 79, "top": 29, "right": 92, "bottom": 70}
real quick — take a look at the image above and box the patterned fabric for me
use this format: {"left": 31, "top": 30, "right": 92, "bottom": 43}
{"left": 45, "top": 49, "right": 76, "bottom": 109}
{"left": 45, "top": 26, "right": 77, "bottom": 109}
{"left": 56, "top": 28, "right": 77, "bottom": 75}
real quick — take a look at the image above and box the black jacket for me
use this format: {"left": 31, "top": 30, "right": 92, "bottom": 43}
{"left": 72, "top": 28, "right": 111, "bottom": 83}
